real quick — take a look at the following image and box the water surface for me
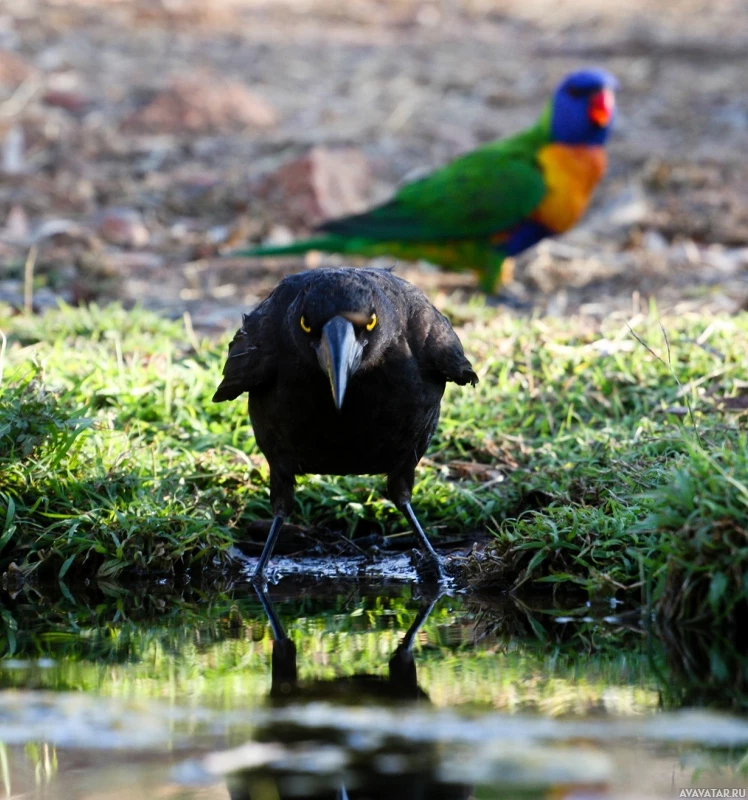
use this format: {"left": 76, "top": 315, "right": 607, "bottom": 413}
{"left": 0, "top": 579, "right": 746, "bottom": 799}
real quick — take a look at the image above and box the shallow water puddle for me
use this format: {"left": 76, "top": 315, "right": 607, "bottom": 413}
{"left": 230, "top": 549, "right": 424, "bottom": 583}
{"left": 0, "top": 581, "right": 745, "bottom": 799}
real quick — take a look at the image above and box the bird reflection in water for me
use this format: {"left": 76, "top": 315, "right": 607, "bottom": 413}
{"left": 225, "top": 587, "right": 471, "bottom": 800}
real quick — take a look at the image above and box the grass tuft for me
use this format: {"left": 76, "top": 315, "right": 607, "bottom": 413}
{"left": 639, "top": 437, "right": 748, "bottom": 623}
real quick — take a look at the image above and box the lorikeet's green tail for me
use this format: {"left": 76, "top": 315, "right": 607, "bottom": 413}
{"left": 234, "top": 236, "right": 508, "bottom": 293}
{"left": 233, "top": 236, "right": 347, "bottom": 258}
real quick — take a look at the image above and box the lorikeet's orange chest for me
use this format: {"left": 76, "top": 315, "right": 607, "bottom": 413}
{"left": 532, "top": 144, "right": 607, "bottom": 234}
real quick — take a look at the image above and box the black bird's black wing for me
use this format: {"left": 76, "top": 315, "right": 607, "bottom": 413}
{"left": 419, "top": 306, "right": 479, "bottom": 386}
{"left": 365, "top": 270, "right": 478, "bottom": 387}
{"left": 212, "top": 303, "right": 276, "bottom": 402}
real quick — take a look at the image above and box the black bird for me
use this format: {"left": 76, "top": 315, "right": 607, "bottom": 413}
{"left": 212, "top": 267, "right": 478, "bottom": 582}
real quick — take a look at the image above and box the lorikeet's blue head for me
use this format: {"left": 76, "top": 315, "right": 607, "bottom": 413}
{"left": 550, "top": 69, "right": 618, "bottom": 146}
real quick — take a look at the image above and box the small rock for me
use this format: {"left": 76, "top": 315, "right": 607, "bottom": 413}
{"left": 42, "top": 89, "right": 90, "bottom": 114}
{"left": 219, "top": 214, "right": 264, "bottom": 252}
{"left": 731, "top": 247, "right": 748, "bottom": 267}
{"left": 95, "top": 208, "right": 150, "bottom": 248}
{"left": 254, "top": 147, "right": 371, "bottom": 228}
{"left": 72, "top": 250, "right": 124, "bottom": 303}
{"left": 122, "top": 72, "right": 278, "bottom": 135}
{"left": 641, "top": 229, "right": 669, "bottom": 253}
{"left": 42, "top": 72, "right": 90, "bottom": 113}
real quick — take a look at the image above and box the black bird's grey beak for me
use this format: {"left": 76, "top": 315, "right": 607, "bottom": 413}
{"left": 316, "top": 316, "right": 364, "bottom": 410}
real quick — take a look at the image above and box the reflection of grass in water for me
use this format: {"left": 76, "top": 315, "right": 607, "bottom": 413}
{"left": 655, "top": 622, "right": 748, "bottom": 712}
{"left": 0, "top": 586, "right": 660, "bottom": 716}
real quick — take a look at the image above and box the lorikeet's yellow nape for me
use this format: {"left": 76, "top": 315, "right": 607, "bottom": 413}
{"left": 234, "top": 68, "right": 618, "bottom": 296}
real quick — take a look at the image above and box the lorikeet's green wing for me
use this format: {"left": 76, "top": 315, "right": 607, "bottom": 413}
{"left": 319, "top": 125, "right": 549, "bottom": 242}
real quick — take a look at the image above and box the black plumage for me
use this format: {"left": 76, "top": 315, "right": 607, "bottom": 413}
{"left": 212, "top": 267, "right": 478, "bottom": 581}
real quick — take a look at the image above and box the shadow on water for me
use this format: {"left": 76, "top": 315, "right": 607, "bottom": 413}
{"left": 0, "top": 579, "right": 747, "bottom": 798}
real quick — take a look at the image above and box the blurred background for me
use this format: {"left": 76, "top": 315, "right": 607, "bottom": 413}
{"left": 0, "top": 0, "right": 746, "bottom": 328}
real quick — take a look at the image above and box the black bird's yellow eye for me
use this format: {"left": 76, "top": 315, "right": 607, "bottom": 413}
{"left": 366, "top": 313, "right": 377, "bottom": 331}
{"left": 300, "top": 316, "right": 311, "bottom": 333}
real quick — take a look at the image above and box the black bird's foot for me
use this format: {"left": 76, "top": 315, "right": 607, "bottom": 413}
{"left": 400, "top": 501, "right": 446, "bottom": 584}
{"left": 485, "top": 290, "right": 532, "bottom": 310}
{"left": 410, "top": 548, "right": 446, "bottom": 585}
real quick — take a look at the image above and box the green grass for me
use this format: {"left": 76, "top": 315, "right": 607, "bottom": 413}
{"left": 0, "top": 300, "right": 747, "bottom": 621}
{"left": 448, "top": 305, "right": 748, "bottom": 622}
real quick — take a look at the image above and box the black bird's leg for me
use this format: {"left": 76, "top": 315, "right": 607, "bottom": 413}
{"left": 252, "top": 515, "right": 285, "bottom": 582}
{"left": 388, "top": 470, "right": 445, "bottom": 583}
{"left": 252, "top": 467, "right": 295, "bottom": 582}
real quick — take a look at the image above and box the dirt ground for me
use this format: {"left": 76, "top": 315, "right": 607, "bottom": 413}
{"left": 0, "top": 0, "right": 747, "bottom": 330}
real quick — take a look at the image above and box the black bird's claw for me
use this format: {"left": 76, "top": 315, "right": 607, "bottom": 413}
{"left": 410, "top": 548, "right": 446, "bottom": 585}
{"left": 485, "top": 291, "right": 532, "bottom": 310}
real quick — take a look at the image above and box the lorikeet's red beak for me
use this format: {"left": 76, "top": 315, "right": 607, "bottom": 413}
{"left": 589, "top": 88, "right": 615, "bottom": 127}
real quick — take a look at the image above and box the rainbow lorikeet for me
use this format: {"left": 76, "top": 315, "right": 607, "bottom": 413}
{"left": 235, "top": 69, "right": 618, "bottom": 294}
